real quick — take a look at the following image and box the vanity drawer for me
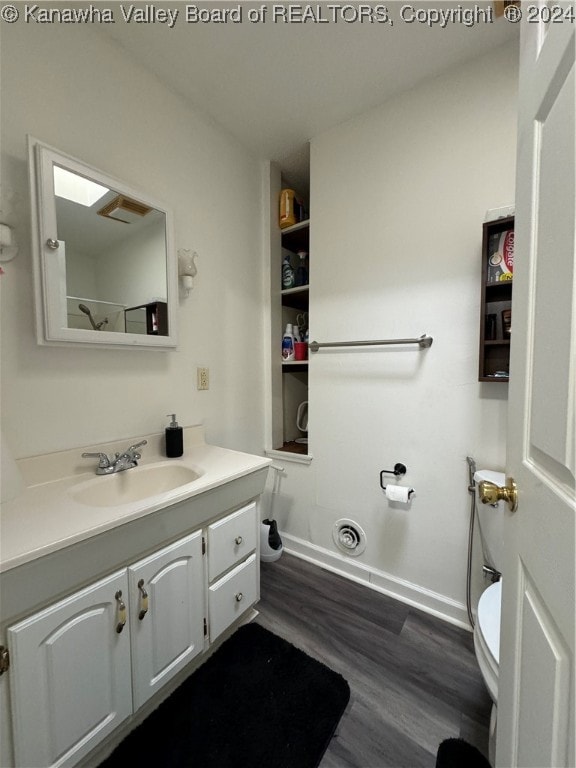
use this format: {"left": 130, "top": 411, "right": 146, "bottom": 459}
{"left": 207, "top": 502, "right": 256, "bottom": 581}
{"left": 208, "top": 554, "right": 257, "bottom": 641}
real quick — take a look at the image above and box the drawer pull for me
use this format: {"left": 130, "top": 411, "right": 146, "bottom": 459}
{"left": 235, "top": 536, "right": 243, "bottom": 546}
{"left": 115, "top": 590, "right": 126, "bottom": 633}
{"left": 137, "top": 579, "right": 149, "bottom": 621}
{"left": 235, "top": 592, "right": 243, "bottom": 603}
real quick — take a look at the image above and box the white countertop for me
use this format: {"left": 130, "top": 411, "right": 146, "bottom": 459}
{"left": 0, "top": 426, "right": 271, "bottom": 573}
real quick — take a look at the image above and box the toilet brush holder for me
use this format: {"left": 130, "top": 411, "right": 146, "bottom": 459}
{"left": 260, "top": 519, "right": 283, "bottom": 562}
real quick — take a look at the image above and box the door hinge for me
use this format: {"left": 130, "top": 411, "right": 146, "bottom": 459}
{"left": 0, "top": 646, "right": 10, "bottom": 675}
{"left": 202, "top": 537, "right": 206, "bottom": 556}
{"left": 203, "top": 618, "right": 208, "bottom": 637}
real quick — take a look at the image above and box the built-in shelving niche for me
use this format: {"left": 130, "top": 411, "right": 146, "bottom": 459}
{"left": 268, "top": 163, "right": 311, "bottom": 460}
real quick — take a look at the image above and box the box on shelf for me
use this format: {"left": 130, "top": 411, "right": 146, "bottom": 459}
{"left": 487, "top": 229, "right": 514, "bottom": 283}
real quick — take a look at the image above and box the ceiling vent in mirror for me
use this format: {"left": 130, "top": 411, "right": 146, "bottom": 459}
{"left": 97, "top": 195, "right": 153, "bottom": 224}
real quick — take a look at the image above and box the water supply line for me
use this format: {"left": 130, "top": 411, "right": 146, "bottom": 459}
{"left": 465, "top": 455, "right": 477, "bottom": 629}
{"left": 465, "top": 456, "right": 503, "bottom": 628}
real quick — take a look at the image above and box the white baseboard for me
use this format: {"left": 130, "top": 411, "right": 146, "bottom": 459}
{"left": 280, "top": 532, "right": 471, "bottom": 631}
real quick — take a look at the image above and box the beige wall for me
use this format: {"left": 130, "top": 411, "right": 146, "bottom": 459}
{"left": 1, "top": 22, "right": 266, "bottom": 458}
{"left": 1, "top": 21, "right": 520, "bottom": 624}
{"left": 269, "top": 41, "right": 519, "bottom": 624}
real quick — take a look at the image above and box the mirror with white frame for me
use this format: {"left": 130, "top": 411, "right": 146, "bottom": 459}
{"left": 28, "top": 137, "right": 177, "bottom": 349}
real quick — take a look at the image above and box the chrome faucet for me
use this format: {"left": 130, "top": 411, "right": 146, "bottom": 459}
{"left": 82, "top": 440, "right": 147, "bottom": 475}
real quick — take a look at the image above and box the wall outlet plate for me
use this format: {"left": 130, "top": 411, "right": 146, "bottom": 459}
{"left": 197, "top": 367, "right": 209, "bottom": 390}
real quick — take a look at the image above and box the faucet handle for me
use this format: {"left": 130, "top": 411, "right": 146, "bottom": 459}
{"left": 81, "top": 452, "right": 111, "bottom": 468}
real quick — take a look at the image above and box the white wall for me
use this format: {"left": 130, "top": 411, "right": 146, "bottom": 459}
{"left": 271, "top": 42, "right": 519, "bottom": 624}
{"left": 0, "top": 22, "right": 266, "bottom": 458}
{"left": 1, "top": 21, "right": 518, "bottom": 623}
{"left": 97, "top": 218, "right": 167, "bottom": 307}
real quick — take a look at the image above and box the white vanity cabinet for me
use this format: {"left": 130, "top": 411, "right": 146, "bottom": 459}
{"left": 2, "top": 491, "right": 265, "bottom": 768}
{"left": 6, "top": 529, "right": 207, "bottom": 768}
{"left": 7, "top": 569, "right": 133, "bottom": 768}
{"left": 207, "top": 502, "right": 259, "bottom": 642}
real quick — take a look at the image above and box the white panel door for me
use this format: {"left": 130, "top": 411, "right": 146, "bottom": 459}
{"left": 8, "top": 569, "right": 132, "bottom": 768}
{"left": 128, "top": 530, "right": 205, "bottom": 709}
{"left": 498, "top": 9, "right": 575, "bottom": 768}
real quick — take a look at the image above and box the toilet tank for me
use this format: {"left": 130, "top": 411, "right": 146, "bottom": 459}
{"left": 474, "top": 469, "right": 506, "bottom": 573}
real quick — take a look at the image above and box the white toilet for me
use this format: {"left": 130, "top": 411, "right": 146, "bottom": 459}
{"left": 473, "top": 469, "right": 506, "bottom": 767}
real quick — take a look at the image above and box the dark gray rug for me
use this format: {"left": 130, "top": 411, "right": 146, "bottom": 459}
{"left": 99, "top": 622, "right": 350, "bottom": 768}
{"left": 436, "top": 737, "right": 491, "bottom": 767}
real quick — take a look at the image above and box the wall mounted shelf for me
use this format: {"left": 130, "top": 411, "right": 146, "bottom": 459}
{"left": 479, "top": 215, "right": 514, "bottom": 382}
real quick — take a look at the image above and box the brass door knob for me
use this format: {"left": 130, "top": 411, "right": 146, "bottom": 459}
{"left": 479, "top": 477, "right": 518, "bottom": 512}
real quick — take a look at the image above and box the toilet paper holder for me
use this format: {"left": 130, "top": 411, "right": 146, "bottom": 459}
{"left": 379, "top": 463, "right": 414, "bottom": 498}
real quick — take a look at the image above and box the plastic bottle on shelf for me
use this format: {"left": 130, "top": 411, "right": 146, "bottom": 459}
{"left": 279, "top": 189, "right": 306, "bottom": 228}
{"left": 295, "top": 251, "right": 308, "bottom": 286}
{"left": 282, "top": 254, "right": 295, "bottom": 289}
{"left": 282, "top": 324, "right": 295, "bottom": 361}
{"left": 279, "top": 189, "right": 298, "bottom": 229}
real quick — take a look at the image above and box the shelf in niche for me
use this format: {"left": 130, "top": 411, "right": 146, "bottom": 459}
{"left": 281, "top": 219, "right": 310, "bottom": 253}
{"left": 484, "top": 339, "right": 511, "bottom": 346}
{"left": 282, "top": 361, "right": 308, "bottom": 372}
{"left": 274, "top": 441, "right": 308, "bottom": 456}
{"left": 281, "top": 285, "right": 309, "bottom": 309}
{"left": 281, "top": 285, "right": 309, "bottom": 296}
{"left": 281, "top": 219, "right": 310, "bottom": 235}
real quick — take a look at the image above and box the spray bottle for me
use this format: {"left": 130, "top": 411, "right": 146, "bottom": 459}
{"left": 282, "top": 254, "right": 295, "bottom": 289}
{"left": 282, "top": 323, "right": 295, "bottom": 360}
{"left": 295, "top": 250, "right": 308, "bottom": 286}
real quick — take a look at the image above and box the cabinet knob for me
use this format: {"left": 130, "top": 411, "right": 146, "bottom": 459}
{"left": 115, "top": 590, "right": 127, "bottom": 633}
{"left": 137, "top": 579, "right": 149, "bottom": 621}
{"left": 235, "top": 592, "right": 243, "bottom": 603}
{"left": 235, "top": 536, "right": 243, "bottom": 546}
{"left": 46, "top": 238, "right": 59, "bottom": 250}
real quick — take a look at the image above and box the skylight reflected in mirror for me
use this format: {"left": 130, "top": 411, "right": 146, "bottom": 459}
{"left": 53, "top": 165, "right": 109, "bottom": 207}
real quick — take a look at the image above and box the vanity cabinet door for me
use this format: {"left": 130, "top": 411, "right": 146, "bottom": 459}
{"left": 7, "top": 570, "right": 132, "bottom": 768}
{"left": 128, "top": 530, "right": 205, "bottom": 710}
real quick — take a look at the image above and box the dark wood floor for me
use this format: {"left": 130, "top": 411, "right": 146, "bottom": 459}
{"left": 256, "top": 553, "right": 491, "bottom": 768}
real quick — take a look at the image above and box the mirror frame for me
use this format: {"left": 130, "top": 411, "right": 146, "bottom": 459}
{"left": 28, "top": 136, "right": 178, "bottom": 349}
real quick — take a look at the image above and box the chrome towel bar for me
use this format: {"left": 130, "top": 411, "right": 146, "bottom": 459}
{"left": 308, "top": 334, "right": 433, "bottom": 353}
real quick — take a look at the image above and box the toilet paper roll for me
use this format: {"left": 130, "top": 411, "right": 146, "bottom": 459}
{"left": 385, "top": 485, "right": 412, "bottom": 503}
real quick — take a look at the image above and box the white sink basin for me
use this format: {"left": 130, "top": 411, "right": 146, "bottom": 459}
{"left": 70, "top": 463, "right": 202, "bottom": 507}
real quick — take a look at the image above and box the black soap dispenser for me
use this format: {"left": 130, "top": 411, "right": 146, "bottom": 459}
{"left": 165, "top": 414, "right": 183, "bottom": 458}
